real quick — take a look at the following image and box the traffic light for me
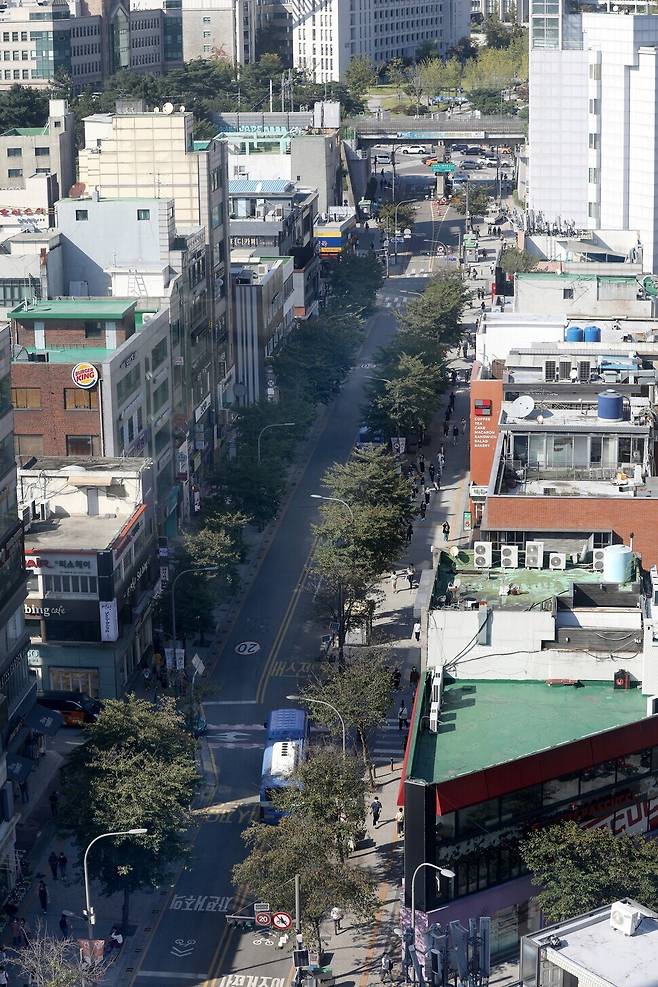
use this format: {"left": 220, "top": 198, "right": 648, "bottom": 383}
{"left": 293, "top": 949, "right": 309, "bottom": 968}
{"left": 225, "top": 914, "right": 256, "bottom": 930}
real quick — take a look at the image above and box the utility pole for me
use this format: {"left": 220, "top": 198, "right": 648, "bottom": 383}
{"left": 270, "top": 78, "right": 273, "bottom": 113}
{"left": 281, "top": 72, "right": 285, "bottom": 112}
{"left": 294, "top": 873, "right": 301, "bottom": 934}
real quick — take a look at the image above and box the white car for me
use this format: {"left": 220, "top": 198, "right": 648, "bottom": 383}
{"left": 400, "top": 144, "right": 427, "bottom": 155}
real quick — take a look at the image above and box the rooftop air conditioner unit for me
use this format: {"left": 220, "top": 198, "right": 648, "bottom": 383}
{"left": 500, "top": 544, "right": 519, "bottom": 568}
{"left": 593, "top": 548, "right": 605, "bottom": 572}
{"left": 525, "top": 540, "right": 544, "bottom": 568}
{"left": 429, "top": 701, "right": 440, "bottom": 733}
{"left": 431, "top": 670, "right": 441, "bottom": 704}
{"left": 549, "top": 552, "right": 567, "bottom": 570}
{"left": 610, "top": 901, "right": 642, "bottom": 937}
{"left": 474, "top": 541, "right": 492, "bottom": 569}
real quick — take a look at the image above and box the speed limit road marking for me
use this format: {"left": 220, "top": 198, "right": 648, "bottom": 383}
{"left": 235, "top": 641, "right": 261, "bottom": 655}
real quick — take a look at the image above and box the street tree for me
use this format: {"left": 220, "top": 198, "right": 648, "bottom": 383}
{"left": 461, "top": 48, "right": 516, "bottom": 93}
{"left": 274, "top": 747, "right": 367, "bottom": 860}
{"left": 60, "top": 696, "right": 198, "bottom": 928}
{"left": 404, "top": 62, "right": 426, "bottom": 115}
{"left": 468, "top": 88, "right": 517, "bottom": 115}
{"left": 419, "top": 58, "right": 463, "bottom": 101}
{"left": 0, "top": 85, "right": 49, "bottom": 131}
{"left": 499, "top": 247, "right": 538, "bottom": 274}
{"left": 378, "top": 202, "right": 416, "bottom": 235}
{"left": 520, "top": 821, "right": 658, "bottom": 923}
{"left": 451, "top": 185, "right": 491, "bottom": 218}
{"left": 345, "top": 55, "right": 378, "bottom": 95}
{"left": 7, "top": 925, "right": 109, "bottom": 986}
{"left": 482, "top": 14, "right": 513, "bottom": 48}
{"left": 363, "top": 352, "right": 444, "bottom": 439}
{"left": 301, "top": 647, "right": 394, "bottom": 782}
{"left": 234, "top": 814, "right": 377, "bottom": 950}
{"left": 396, "top": 273, "right": 469, "bottom": 357}
{"left": 386, "top": 57, "right": 408, "bottom": 99}
{"left": 448, "top": 36, "right": 478, "bottom": 65}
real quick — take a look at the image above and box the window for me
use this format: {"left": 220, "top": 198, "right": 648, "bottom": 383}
{"left": 203, "top": 30, "right": 211, "bottom": 37}
{"left": 151, "top": 336, "right": 168, "bottom": 369}
{"left": 35, "top": 167, "right": 49, "bottom": 173}
{"left": 152, "top": 379, "right": 169, "bottom": 412}
{"left": 64, "top": 387, "right": 98, "bottom": 410}
{"left": 11, "top": 387, "right": 40, "bottom": 409}
{"left": 562, "top": 288, "right": 573, "bottom": 300}
{"left": 84, "top": 321, "right": 102, "bottom": 339}
{"left": 7, "top": 169, "right": 22, "bottom": 178}
{"left": 75, "top": 209, "right": 88, "bottom": 221}
{"left": 49, "top": 666, "right": 99, "bottom": 698}
{"left": 43, "top": 574, "right": 97, "bottom": 595}
{"left": 543, "top": 771, "right": 579, "bottom": 804}
{"left": 589, "top": 133, "right": 599, "bottom": 149}
{"left": 136, "top": 208, "right": 150, "bottom": 221}
{"left": 65, "top": 434, "right": 100, "bottom": 456}
{"left": 6, "top": 147, "right": 21, "bottom": 157}
{"left": 34, "top": 146, "right": 49, "bottom": 156}
{"left": 14, "top": 433, "right": 43, "bottom": 457}
{"left": 589, "top": 62, "right": 601, "bottom": 80}
{"left": 589, "top": 98, "right": 599, "bottom": 114}
{"left": 588, "top": 167, "right": 598, "bottom": 183}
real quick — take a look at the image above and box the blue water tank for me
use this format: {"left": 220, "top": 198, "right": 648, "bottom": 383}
{"left": 565, "top": 325, "right": 584, "bottom": 342}
{"left": 584, "top": 325, "right": 602, "bottom": 342}
{"left": 598, "top": 390, "right": 624, "bottom": 421}
{"left": 602, "top": 545, "right": 633, "bottom": 584}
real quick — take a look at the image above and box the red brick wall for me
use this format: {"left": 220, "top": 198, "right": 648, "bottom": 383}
{"left": 14, "top": 324, "right": 130, "bottom": 349}
{"left": 12, "top": 363, "right": 101, "bottom": 456}
{"left": 484, "top": 495, "right": 658, "bottom": 567}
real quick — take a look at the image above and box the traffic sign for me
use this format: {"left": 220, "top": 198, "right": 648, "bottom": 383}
{"left": 254, "top": 902, "right": 270, "bottom": 913}
{"left": 255, "top": 912, "right": 271, "bottom": 927}
{"left": 192, "top": 653, "right": 205, "bottom": 675}
{"left": 272, "top": 911, "right": 293, "bottom": 930}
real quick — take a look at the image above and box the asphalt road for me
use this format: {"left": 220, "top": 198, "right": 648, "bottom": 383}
{"left": 130, "top": 212, "right": 465, "bottom": 987}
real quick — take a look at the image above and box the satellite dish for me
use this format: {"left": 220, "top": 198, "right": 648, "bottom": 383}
{"left": 509, "top": 394, "right": 535, "bottom": 419}
{"left": 162, "top": 102, "right": 174, "bottom": 115}
{"left": 179, "top": 105, "right": 186, "bottom": 113}
{"left": 68, "top": 182, "right": 86, "bottom": 199}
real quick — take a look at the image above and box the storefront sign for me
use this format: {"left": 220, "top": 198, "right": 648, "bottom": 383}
{"left": 25, "top": 554, "right": 97, "bottom": 575}
{"left": 231, "top": 235, "right": 278, "bottom": 248}
{"left": 99, "top": 599, "right": 119, "bottom": 642}
{"left": 470, "top": 484, "right": 489, "bottom": 499}
{"left": 194, "top": 393, "right": 212, "bottom": 422}
{"left": 27, "top": 648, "right": 42, "bottom": 667}
{"left": 71, "top": 362, "right": 99, "bottom": 390}
{"left": 119, "top": 557, "right": 151, "bottom": 607}
{"left": 24, "top": 598, "right": 99, "bottom": 622}
{"left": 463, "top": 510, "right": 472, "bottom": 532}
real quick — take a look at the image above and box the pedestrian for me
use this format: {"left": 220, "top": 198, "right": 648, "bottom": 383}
{"left": 443, "top": 421, "right": 449, "bottom": 438}
{"left": 19, "top": 779, "right": 29, "bottom": 804}
{"left": 402, "top": 729, "right": 409, "bottom": 753}
{"left": 419, "top": 454, "right": 425, "bottom": 473}
{"left": 395, "top": 807, "right": 405, "bottom": 837}
{"left": 419, "top": 500, "right": 426, "bottom": 519}
{"left": 10, "top": 919, "right": 20, "bottom": 950}
{"left": 461, "top": 417, "right": 467, "bottom": 434}
{"left": 391, "top": 666, "right": 401, "bottom": 690}
{"left": 452, "top": 424, "right": 459, "bottom": 446}
{"left": 58, "top": 851, "right": 68, "bottom": 881}
{"left": 330, "top": 906, "right": 344, "bottom": 934}
{"left": 410, "top": 665, "right": 420, "bottom": 688}
{"left": 424, "top": 486, "right": 430, "bottom": 505}
{"left": 462, "top": 342, "right": 468, "bottom": 359}
{"left": 411, "top": 479, "right": 418, "bottom": 497}
{"left": 433, "top": 477, "right": 440, "bottom": 492}
{"left": 406, "top": 566, "right": 414, "bottom": 590}
{"left": 0, "top": 946, "right": 7, "bottom": 967}
{"left": 18, "top": 918, "right": 28, "bottom": 950}
{"left": 48, "top": 851, "right": 58, "bottom": 880}
{"left": 442, "top": 520, "right": 451, "bottom": 542}
{"left": 370, "top": 796, "right": 382, "bottom": 827}
{"left": 0, "top": 967, "right": 7, "bottom": 986}
{"left": 445, "top": 406, "right": 452, "bottom": 421}
{"left": 481, "top": 301, "right": 486, "bottom": 312}
{"left": 398, "top": 702, "right": 408, "bottom": 731}
{"left": 38, "top": 881, "right": 48, "bottom": 915}
{"left": 406, "top": 523, "right": 413, "bottom": 544}
{"left": 381, "top": 951, "right": 394, "bottom": 982}
{"left": 413, "top": 622, "right": 421, "bottom": 642}
{"left": 106, "top": 926, "right": 124, "bottom": 955}
{"left": 48, "top": 790, "right": 58, "bottom": 817}
{"left": 390, "top": 570, "right": 398, "bottom": 594}
{"left": 59, "top": 913, "right": 69, "bottom": 938}
{"left": 143, "top": 664, "right": 152, "bottom": 686}
{"left": 429, "top": 463, "right": 435, "bottom": 483}
{"left": 439, "top": 451, "right": 445, "bottom": 470}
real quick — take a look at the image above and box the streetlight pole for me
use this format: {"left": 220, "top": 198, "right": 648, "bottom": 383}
{"left": 309, "top": 494, "right": 354, "bottom": 664}
{"left": 393, "top": 198, "right": 417, "bottom": 265}
{"left": 83, "top": 828, "right": 148, "bottom": 942}
{"left": 257, "top": 422, "right": 296, "bottom": 465}
{"left": 171, "top": 566, "right": 219, "bottom": 649}
{"left": 309, "top": 494, "right": 354, "bottom": 522}
{"left": 287, "top": 694, "right": 346, "bottom": 757}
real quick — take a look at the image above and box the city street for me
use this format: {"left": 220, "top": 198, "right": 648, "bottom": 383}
{"left": 129, "top": 198, "right": 470, "bottom": 987}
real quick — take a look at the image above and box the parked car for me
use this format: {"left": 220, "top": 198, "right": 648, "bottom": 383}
{"left": 461, "top": 160, "right": 480, "bottom": 170}
{"left": 375, "top": 152, "right": 391, "bottom": 165}
{"left": 466, "top": 145, "right": 484, "bottom": 155}
{"left": 400, "top": 144, "right": 427, "bottom": 155}
{"left": 452, "top": 143, "right": 469, "bottom": 152}
{"left": 39, "top": 691, "right": 102, "bottom": 727}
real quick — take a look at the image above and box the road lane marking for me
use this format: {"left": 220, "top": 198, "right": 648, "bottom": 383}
{"left": 137, "top": 973, "right": 210, "bottom": 980}
{"left": 203, "top": 701, "right": 260, "bottom": 706}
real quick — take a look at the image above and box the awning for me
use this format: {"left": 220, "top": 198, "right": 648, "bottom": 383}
{"left": 6, "top": 754, "right": 34, "bottom": 784}
{"left": 23, "top": 704, "right": 63, "bottom": 736}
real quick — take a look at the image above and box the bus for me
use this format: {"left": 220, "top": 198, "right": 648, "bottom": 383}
{"left": 259, "top": 707, "right": 309, "bottom": 823}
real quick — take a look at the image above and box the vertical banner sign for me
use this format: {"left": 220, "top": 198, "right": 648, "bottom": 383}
{"left": 463, "top": 510, "right": 472, "bottom": 532}
{"left": 164, "top": 647, "right": 174, "bottom": 670}
{"left": 175, "top": 648, "right": 185, "bottom": 670}
{"left": 98, "top": 600, "right": 119, "bottom": 642}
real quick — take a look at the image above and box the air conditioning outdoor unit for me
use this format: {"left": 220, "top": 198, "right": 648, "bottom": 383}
{"left": 549, "top": 552, "right": 567, "bottom": 570}
{"left": 593, "top": 548, "right": 606, "bottom": 572}
{"left": 431, "top": 670, "right": 441, "bottom": 704}
{"left": 500, "top": 545, "right": 519, "bottom": 568}
{"left": 429, "top": 701, "right": 440, "bottom": 733}
{"left": 474, "top": 541, "right": 493, "bottom": 569}
{"left": 610, "top": 901, "right": 642, "bottom": 937}
{"left": 525, "top": 540, "right": 544, "bottom": 568}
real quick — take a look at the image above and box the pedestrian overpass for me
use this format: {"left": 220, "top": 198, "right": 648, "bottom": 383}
{"left": 344, "top": 114, "right": 525, "bottom": 147}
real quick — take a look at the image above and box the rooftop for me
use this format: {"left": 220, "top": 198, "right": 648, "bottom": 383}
{"left": 228, "top": 179, "right": 295, "bottom": 195}
{"left": 14, "top": 346, "right": 111, "bottom": 365}
{"left": 1, "top": 127, "right": 48, "bottom": 137}
{"left": 433, "top": 550, "right": 638, "bottom": 611}
{"left": 20, "top": 456, "right": 148, "bottom": 474}
{"left": 10, "top": 298, "right": 136, "bottom": 321}
{"left": 500, "top": 396, "right": 652, "bottom": 429}
{"left": 24, "top": 513, "right": 132, "bottom": 553}
{"left": 409, "top": 678, "right": 648, "bottom": 785}
{"left": 525, "top": 901, "right": 658, "bottom": 987}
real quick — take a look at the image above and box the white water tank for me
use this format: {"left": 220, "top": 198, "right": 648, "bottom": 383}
{"left": 603, "top": 545, "right": 633, "bottom": 584}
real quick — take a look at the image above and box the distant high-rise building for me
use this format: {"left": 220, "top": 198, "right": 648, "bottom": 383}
{"left": 181, "top": 0, "right": 255, "bottom": 63}
{"left": 528, "top": 0, "right": 658, "bottom": 270}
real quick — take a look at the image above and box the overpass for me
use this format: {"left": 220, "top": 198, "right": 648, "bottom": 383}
{"left": 344, "top": 114, "right": 525, "bottom": 146}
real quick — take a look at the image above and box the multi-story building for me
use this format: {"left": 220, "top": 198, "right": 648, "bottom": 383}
{"left": 0, "top": 98, "right": 75, "bottom": 206}
{"left": 286, "top": 0, "right": 470, "bottom": 82}
{"left": 19, "top": 456, "right": 158, "bottom": 698}
{"left": 0, "top": 230, "right": 64, "bottom": 321}
{"left": 9, "top": 298, "right": 178, "bottom": 532}
{"left": 231, "top": 251, "right": 294, "bottom": 405}
{"left": 404, "top": 547, "right": 658, "bottom": 961}
{"left": 181, "top": 0, "right": 255, "bottom": 63}
{"left": 528, "top": 1, "right": 658, "bottom": 272}
{"left": 77, "top": 103, "right": 233, "bottom": 508}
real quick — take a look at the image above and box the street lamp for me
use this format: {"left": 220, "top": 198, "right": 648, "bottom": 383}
{"left": 410, "top": 862, "right": 455, "bottom": 930}
{"left": 257, "top": 422, "right": 296, "bottom": 465}
{"left": 171, "top": 566, "right": 219, "bottom": 649}
{"left": 309, "top": 494, "right": 355, "bottom": 522}
{"left": 393, "top": 198, "right": 417, "bottom": 265}
{"left": 287, "top": 694, "right": 346, "bottom": 757}
{"left": 83, "top": 828, "right": 148, "bottom": 942}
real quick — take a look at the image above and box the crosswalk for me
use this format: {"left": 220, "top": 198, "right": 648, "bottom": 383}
{"left": 370, "top": 716, "right": 411, "bottom": 765}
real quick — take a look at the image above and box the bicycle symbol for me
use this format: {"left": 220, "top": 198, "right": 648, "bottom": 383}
{"left": 253, "top": 937, "right": 274, "bottom": 946}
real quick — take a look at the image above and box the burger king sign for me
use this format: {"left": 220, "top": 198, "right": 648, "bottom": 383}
{"left": 71, "top": 362, "right": 99, "bottom": 390}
